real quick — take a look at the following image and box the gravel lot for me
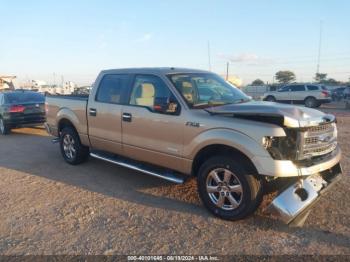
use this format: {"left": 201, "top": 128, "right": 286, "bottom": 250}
{"left": 0, "top": 108, "right": 349, "bottom": 255}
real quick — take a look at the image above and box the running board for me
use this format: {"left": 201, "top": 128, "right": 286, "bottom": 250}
{"left": 90, "top": 152, "right": 185, "bottom": 184}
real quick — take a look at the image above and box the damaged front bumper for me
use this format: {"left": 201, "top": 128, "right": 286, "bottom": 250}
{"left": 268, "top": 162, "right": 342, "bottom": 226}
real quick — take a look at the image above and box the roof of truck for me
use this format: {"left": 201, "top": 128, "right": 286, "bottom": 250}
{"left": 100, "top": 67, "right": 211, "bottom": 75}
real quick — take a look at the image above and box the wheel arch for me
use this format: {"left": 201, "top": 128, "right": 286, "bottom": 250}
{"left": 304, "top": 95, "right": 316, "bottom": 101}
{"left": 58, "top": 118, "right": 77, "bottom": 135}
{"left": 192, "top": 144, "right": 259, "bottom": 177}
{"left": 265, "top": 95, "right": 276, "bottom": 101}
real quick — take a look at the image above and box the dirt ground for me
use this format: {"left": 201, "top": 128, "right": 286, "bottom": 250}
{"left": 0, "top": 107, "right": 349, "bottom": 255}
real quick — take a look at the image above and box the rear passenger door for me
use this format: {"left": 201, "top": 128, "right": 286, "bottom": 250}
{"left": 87, "top": 74, "right": 131, "bottom": 154}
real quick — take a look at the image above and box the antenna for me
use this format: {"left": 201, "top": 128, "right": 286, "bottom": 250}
{"left": 316, "top": 20, "right": 323, "bottom": 75}
{"left": 207, "top": 41, "right": 212, "bottom": 71}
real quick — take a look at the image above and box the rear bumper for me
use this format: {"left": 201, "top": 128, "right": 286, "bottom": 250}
{"left": 268, "top": 163, "right": 342, "bottom": 225}
{"left": 5, "top": 115, "right": 46, "bottom": 127}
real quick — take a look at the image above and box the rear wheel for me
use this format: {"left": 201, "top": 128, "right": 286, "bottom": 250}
{"left": 265, "top": 96, "right": 276, "bottom": 102}
{"left": 197, "top": 156, "right": 263, "bottom": 221}
{"left": 304, "top": 97, "right": 317, "bottom": 108}
{"left": 60, "top": 126, "right": 89, "bottom": 165}
{"left": 0, "top": 118, "right": 10, "bottom": 135}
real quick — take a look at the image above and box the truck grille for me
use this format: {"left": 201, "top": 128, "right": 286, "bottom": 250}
{"left": 299, "top": 123, "right": 337, "bottom": 159}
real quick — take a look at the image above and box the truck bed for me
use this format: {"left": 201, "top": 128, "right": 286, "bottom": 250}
{"left": 45, "top": 95, "right": 89, "bottom": 137}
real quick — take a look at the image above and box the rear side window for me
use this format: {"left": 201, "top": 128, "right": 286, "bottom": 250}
{"left": 96, "top": 74, "right": 129, "bottom": 104}
{"left": 4, "top": 92, "right": 45, "bottom": 104}
{"left": 290, "top": 85, "right": 305, "bottom": 92}
{"left": 307, "top": 85, "right": 319, "bottom": 91}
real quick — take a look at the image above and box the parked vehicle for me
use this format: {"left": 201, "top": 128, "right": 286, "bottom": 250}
{"left": 0, "top": 90, "right": 46, "bottom": 135}
{"left": 331, "top": 87, "right": 346, "bottom": 101}
{"left": 242, "top": 85, "right": 279, "bottom": 100}
{"left": 45, "top": 68, "right": 342, "bottom": 225}
{"left": 262, "top": 84, "right": 331, "bottom": 108}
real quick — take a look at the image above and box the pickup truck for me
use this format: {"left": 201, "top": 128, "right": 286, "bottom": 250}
{"left": 45, "top": 68, "right": 342, "bottom": 225}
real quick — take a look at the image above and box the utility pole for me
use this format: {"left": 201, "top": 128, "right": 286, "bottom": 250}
{"left": 207, "top": 41, "right": 212, "bottom": 71}
{"left": 316, "top": 20, "right": 323, "bottom": 75}
{"left": 226, "top": 62, "right": 229, "bottom": 80}
{"left": 53, "top": 72, "right": 56, "bottom": 87}
{"left": 61, "top": 75, "right": 64, "bottom": 88}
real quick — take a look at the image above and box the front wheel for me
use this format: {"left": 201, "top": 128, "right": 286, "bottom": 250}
{"left": 197, "top": 156, "right": 263, "bottom": 221}
{"left": 60, "top": 126, "right": 89, "bottom": 165}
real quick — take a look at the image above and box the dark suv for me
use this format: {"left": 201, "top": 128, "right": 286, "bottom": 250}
{"left": 0, "top": 90, "right": 46, "bottom": 135}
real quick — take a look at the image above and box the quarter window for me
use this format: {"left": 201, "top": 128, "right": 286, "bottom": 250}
{"left": 96, "top": 74, "right": 129, "bottom": 104}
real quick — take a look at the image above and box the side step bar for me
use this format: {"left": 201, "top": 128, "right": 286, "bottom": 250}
{"left": 90, "top": 152, "right": 185, "bottom": 184}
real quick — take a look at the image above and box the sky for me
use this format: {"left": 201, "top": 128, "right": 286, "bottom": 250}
{"left": 1, "top": 0, "right": 350, "bottom": 86}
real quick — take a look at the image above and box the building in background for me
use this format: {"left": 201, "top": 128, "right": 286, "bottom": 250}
{"left": 222, "top": 75, "right": 243, "bottom": 88}
{"left": 0, "top": 76, "right": 16, "bottom": 90}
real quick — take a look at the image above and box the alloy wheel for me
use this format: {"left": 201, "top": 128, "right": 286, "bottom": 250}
{"left": 62, "top": 134, "right": 76, "bottom": 159}
{"left": 206, "top": 168, "right": 243, "bottom": 210}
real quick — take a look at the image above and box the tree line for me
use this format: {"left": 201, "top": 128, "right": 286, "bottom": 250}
{"left": 251, "top": 71, "right": 349, "bottom": 86}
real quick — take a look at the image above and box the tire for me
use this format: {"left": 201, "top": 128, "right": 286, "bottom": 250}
{"left": 265, "top": 96, "right": 276, "bottom": 102}
{"left": 0, "top": 117, "right": 10, "bottom": 135}
{"left": 304, "top": 97, "right": 317, "bottom": 108}
{"left": 197, "top": 156, "right": 263, "bottom": 221}
{"left": 60, "top": 126, "right": 89, "bottom": 165}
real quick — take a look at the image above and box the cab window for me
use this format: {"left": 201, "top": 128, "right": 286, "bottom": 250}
{"left": 129, "top": 75, "right": 180, "bottom": 115}
{"left": 96, "top": 74, "right": 129, "bottom": 104}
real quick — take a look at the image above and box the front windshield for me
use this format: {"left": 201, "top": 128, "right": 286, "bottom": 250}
{"left": 167, "top": 73, "right": 250, "bottom": 109}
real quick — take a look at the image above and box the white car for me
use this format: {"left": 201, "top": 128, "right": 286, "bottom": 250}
{"left": 262, "top": 84, "right": 331, "bottom": 108}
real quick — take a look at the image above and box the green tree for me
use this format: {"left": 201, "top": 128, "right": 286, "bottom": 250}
{"left": 251, "top": 79, "right": 264, "bottom": 85}
{"left": 315, "top": 73, "right": 327, "bottom": 83}
{"left": 322, "top": 78, "right": 339, "bottom": 85}
{"left": 275, "top": 71, "right": 296, "bottom": 84}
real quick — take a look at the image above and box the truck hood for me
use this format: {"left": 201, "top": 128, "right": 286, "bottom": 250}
{"left": 206, "top": 101, "right": 335, "bottom": 128}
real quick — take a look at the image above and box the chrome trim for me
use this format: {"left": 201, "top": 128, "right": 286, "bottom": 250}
{"left": 268, "top": 171, "right": 342, "bottom": 225}
{"left": 299, "top": 146, "right": 341, "bottom": 176}
{"left": 90, "top": 152, "right": 184, "bottom": 184}
{"left": 298, "top": 114, "right": 335, "bottom": 128}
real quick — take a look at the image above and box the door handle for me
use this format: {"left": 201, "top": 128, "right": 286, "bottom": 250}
{"left": 89, "top": 108, "right": 97, "bottom": 116}
{"left": 122, "top": 112, "right": 132, "bottom": 122}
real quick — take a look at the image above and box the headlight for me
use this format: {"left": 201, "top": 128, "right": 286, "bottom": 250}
{"left": 262, "top": 132, "right": 299, "bottom": 160}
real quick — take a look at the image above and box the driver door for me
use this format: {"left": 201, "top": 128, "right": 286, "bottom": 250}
{"left": 121, "top": 74, "right": 184, "bottom": 172}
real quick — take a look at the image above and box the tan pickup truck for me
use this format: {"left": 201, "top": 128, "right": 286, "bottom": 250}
{"left": 45, "top": 68, "right": 342, "bottom": 225}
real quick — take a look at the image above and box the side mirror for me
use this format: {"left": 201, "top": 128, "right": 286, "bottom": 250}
{"left": 154, "top": 97, "right": 179, "bottom": 114}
